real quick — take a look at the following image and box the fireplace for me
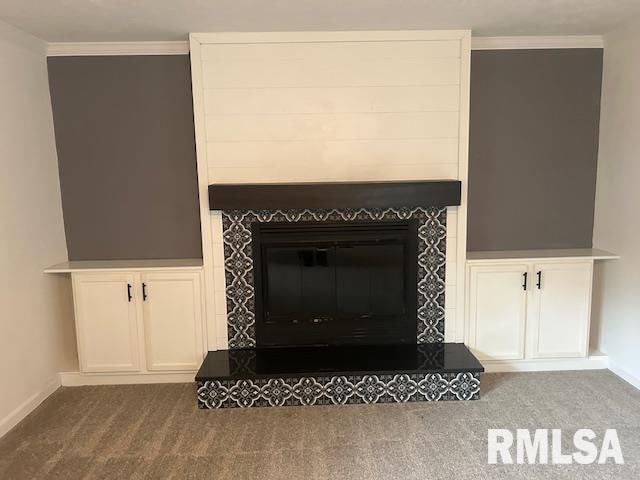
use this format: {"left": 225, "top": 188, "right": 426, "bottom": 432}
{"left": 196, "top": 181, "right": 484, "bottom": 408}
{"left": 252, "top": 220, "right": 418, "bottom": 347}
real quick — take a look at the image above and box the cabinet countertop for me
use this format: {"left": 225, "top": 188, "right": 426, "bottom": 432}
{"left": 466, "top": 248, "right": 619, "bottom": 263}
{"left": 44, "top": 258, "right": 204, "bottom": 273}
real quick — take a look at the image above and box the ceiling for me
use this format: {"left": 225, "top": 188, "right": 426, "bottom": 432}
{"left": 1, "top": 0, "right": 639, "bottom": 42}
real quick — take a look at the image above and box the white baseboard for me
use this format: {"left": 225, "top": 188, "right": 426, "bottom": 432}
{"left": 59, "top": 371, "right": 197, "bottom": 386}
{"left": 0, "top": 376, "right": 61, "bottom": 439}
{"left": 608, "top": 362, "right": 640, "bottom": 391}
{"left": 481, "top": 354, "right": 609, "bottom": 373}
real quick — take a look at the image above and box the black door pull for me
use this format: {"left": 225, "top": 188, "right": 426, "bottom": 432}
{"left": 536, "top": 271, "right": 542, "bottom": 289}
{"left": 522, "top": 272, "right": 528, "bottom": 291}
{"left": 127, "top": 283, "right": 133, "bottom": 302}
{"left": 142, "top": 283, "right": 148, "bottom": 301}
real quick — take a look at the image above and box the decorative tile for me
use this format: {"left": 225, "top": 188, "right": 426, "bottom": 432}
{"left": 220, "top": 207, "right": 448, "bottom": 348}
{"left": 196, "top": 372, "right": 480, "bottom": 408}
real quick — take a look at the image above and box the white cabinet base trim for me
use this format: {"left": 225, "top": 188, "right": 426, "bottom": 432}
{"left": 0, "top": 376, "right": 61, "bottom": 439}
{"left": 59, "top": 371, "right": 197, "bottom": 386}
{"left": 481, "top": 353, "right": 609, "bottom": 373}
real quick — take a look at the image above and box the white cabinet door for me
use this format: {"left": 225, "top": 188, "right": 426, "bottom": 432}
{"left": 529, "top": 262, "right": 592, "bottom": 358}
{"left": 142, "top": 271, "right": 204, "bottom": 371}
{"left": 72, "top": 272, "right": 141, "bottom": 373}
{"left": 468, "top": 264, "right": 529, "bottom": 360}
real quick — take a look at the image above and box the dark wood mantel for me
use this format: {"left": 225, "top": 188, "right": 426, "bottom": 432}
{"left": 208, "top": 180, "right": 461, "bottom": 211}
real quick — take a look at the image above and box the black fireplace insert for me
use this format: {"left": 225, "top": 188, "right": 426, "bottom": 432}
{"left": 252, "top": 220, "right": 418, "bottom": 347}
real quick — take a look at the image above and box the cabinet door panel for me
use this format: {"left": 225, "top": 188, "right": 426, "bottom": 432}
{"left": 468, "top": 264, "right": 528, "bottom": 360}
{"left": 530, "top": 262, "right": 592, "bottom": 358}
{"left": 73, "top": 273, "right": 140, "bottom": 372}
{"left": 142, "top": 272, "right": 204, "bottom": 371}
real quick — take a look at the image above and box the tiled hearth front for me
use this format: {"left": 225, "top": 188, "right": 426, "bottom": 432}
{"left": 197, "top": 372, "right": 481, "bottom": 408}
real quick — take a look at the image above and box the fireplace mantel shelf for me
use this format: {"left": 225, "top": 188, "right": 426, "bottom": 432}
{"left": 208, "top": 180, "right": 461, "bottom": 211}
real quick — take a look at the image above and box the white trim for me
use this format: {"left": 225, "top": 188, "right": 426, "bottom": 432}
{"left": 189, "top": 35, "right": 219, "bottom": 351}
{"left": 472, "top": 35, "right": 604, "bottom": 50}
{"left": 44, "top": 258, "right": 203, "bottom": 274}
{"left": 0, "top": 377, "right": 60, "bottom": 439}
{"left": 481, "top": 353, "right": 609, "bottom": 373}
{"left": 453, "top": 32, "right": 471, "bottom": 343}
{"left": 42, "top": 34, "right": 605, "bottom": 57}
{"left": 59, "top": 371, "right": 197, "bottom": 386}
{"left": 467, "top": 248, "right": 619, "bottom": 264}
{"left": 608, "top": 363, "right": 640, "bottom": 391}
{"left": 191, "top": 30, "right": 471, "bottom": 44}
{"left": 46, "top": 41, "right": 189, "bottom": 57}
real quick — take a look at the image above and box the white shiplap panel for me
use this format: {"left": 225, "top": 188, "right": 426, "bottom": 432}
{"left": 202, "top": 57, "right": 460, "bottom": 88}
{"left": 204, "top": 86, "right": 460, "bottom": 115}
{"left": 205, "top": 112, "right": 459, "bottom": 142}
{"left": 215, "top": 313, "right": 228, "bottom": 339}
{"left": 446, "top": 208, "right": 458, "bottom": 237}
{"left": 446, "top": 233, "right": 457, "bottom": 260}
{"left": 212, "top": 241, "right": 225, "bottom": 268}
{"left": 445, "top": 286, "right": 457, "bottom": 309}
{"left": 206, "top": 138, "right": 458, "bottom": 168}
{"left": 210, "top": 213, "right": 223, "bottom": 244}
{"left": 201, "top": 40, "right": 461, "bottom": 61}
{"left": 445, "top": 308, "right": 457, "bottom": 342}
{"left": 209, "top": 164, "right": 459, "bottom": 184}
{"left": 193, "top": 32, "right": 470, "bottom": 350}
{"left": 445, "top": 261, "right": 457, "bottom": 286}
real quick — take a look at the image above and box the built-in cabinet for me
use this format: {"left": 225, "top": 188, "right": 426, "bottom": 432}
{"left": 65, "top": 263, "right": 206, "bottom": 375}
{"left": 467, "top": 255, "right": 598, "bottom": 362}
{"left": 141, "top": 272, "right": 204, "bottom": 371}
{"left": 467, "top": 264, "right": 528, "bottom": 361}
{"left": 73, "top": 272, "right": 141, "bottom": 372}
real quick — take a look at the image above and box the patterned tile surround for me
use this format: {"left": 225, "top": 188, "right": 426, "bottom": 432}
{"left": 221, "top": 207, "right": 448, "bottom": 348}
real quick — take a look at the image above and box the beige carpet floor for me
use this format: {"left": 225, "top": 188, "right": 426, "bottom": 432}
{"left": 0, "top": 370, "right": 638, "bottom": 479}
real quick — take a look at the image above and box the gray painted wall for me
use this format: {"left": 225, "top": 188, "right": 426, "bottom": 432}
{"left": 467, "top": 49, "right": 603, "bottom": 251}
{"left": 48, "top": 55, "right": 202, "bottom": 260}
{"left": 48, "top": 51, "right": 603, "bottom": 258}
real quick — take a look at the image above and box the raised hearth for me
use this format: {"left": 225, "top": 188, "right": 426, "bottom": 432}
{"left": 196, "top": 343, "right": 483, "bottom": 408}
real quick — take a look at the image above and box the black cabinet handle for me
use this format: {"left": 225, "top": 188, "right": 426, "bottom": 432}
{"left": 127, "top": 283, "right": 133, "bottom": 302}
{"left": 142, "top": 282, "right": 148, "bottom": 301}
{"left": 522, "top": 272, "right": 528, "bottom": 291}
{"left": 536, "top": 271, "right": 542, "bottom": 289}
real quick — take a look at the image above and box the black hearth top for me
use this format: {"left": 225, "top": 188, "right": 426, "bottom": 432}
{"left": 208, "top": 180, "right": 461, "bottom": 210}
{"left": 196, "top": 343, "right": 483, "bottom": 381}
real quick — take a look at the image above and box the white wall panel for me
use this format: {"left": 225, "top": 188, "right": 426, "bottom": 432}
{"left": 205, "top": 112, "right": 460, "bottom": 142}
{"left": 190, "top": 31, "right": 471, "bottom": 349}
{"left": 204, "top": 86, "right": 460, "bottom": 115}
{"left": 592, "top": 23, "right": 640, "bottom": 386}
{"left": 207, "top": 137, "right": 458, "bottom": 169}
{"left": 0, "top": 20, "right": 74, "bottom": 437}
{"left": 201, "top": 40, "right": 461, "bottom": 61}
{"left": 208, "top": 164, "right": 459, "bottom": 184}
{"left": 202, "top": 57, "right": 460, "bottom": 88}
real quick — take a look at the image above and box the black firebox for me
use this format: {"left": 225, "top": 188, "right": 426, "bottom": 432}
{"left": 252, "top": 221, "right": 418, "bottom": 347}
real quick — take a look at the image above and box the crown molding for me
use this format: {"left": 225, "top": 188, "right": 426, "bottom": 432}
{"left": 46, "top": 41, "right": 189, "bottom": 56}
{"left": 45, "top": 35, "right": 603, "bottom": 56}
{"left": 472, "top": 35, "right": 604, "bottom": 50}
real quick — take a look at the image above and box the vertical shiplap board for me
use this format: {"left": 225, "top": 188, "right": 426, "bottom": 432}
{"left": 190, "top": 31, "right": 471, "bottom": 349}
